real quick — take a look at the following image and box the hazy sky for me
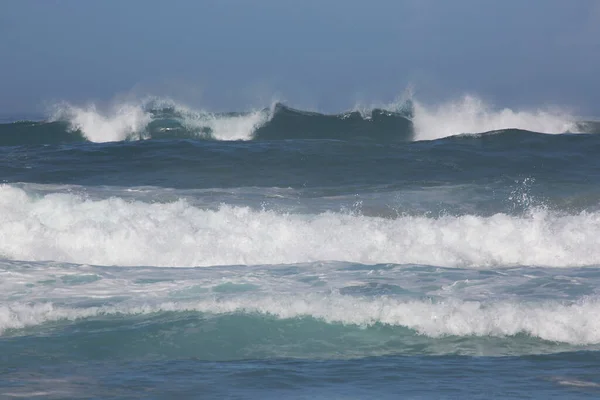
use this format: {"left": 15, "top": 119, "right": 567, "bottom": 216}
{"left": 1, "top": 0, "right": 599, "bottom": 115}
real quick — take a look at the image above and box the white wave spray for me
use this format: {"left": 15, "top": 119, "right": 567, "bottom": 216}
{"left": 51, "top": 98, "right": 275, "bottom": 143}
{"left": 170, "top": 102, "right": 275, "bottom": 141}
{"left": 52, "top": 102, "right": 153, "bottom": 142}
{"left": 1, "top": 185, "right": 600, "bottom": 268}
{"left": 2, "top": 295, "right": 600, "bottom": 345}
{"left": 50, "top": 92, "right": 580, "bottom": 142}
{"left": 411, "top": 95, "right": 576, "bottom": 140}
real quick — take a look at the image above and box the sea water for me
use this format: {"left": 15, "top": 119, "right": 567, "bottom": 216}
{"left": 1, "top": 96, "right": 600, "bottom": 399}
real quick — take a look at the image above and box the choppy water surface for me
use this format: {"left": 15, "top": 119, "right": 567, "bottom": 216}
{"left": 1, "top": 96, "right": 600, "bottom": 399}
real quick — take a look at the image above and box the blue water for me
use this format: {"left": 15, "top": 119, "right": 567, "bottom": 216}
{"left": 1, "top": 98, "right": 600, "bottom": 398}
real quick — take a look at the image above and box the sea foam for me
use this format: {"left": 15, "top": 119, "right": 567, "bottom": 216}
{"left": 2, "top": 295, "right": 600, "bottom": 345}
{"left": 52, "top": 98, "right": 274, "bottom": 142}
{"left": 174, "top": 106, "right": 273, "bottom": 141}
{"left": 411, "top": 95, "right": 576, "bottom": 140}
{"left": 50, "top": 94, "right": 580, "bottom": 143}
{"left": 0, "top": 185, "right": 598, "bottom": 268}
{"left": 52, "top": 102, "right": 152, "bottom": 142}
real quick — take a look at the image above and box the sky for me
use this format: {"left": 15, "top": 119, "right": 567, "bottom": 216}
{"left": 1, "top": 0, "right": 600, "bottom": 116}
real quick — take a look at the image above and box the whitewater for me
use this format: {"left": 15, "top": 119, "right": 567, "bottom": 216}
{"left": 38, "top": 95, "right": 584, "bottom": 144}
{"left": 2, "top": 94, "right": 600, "bottom": 398}
{"left": 1, "top": 185, "right": 600, "bottom": 268}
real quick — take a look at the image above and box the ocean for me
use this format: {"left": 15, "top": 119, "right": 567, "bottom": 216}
{"left": 1, "top": 95, "right": 600, "bottom": 399}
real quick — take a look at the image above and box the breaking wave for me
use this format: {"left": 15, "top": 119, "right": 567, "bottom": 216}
{"left": 411, "top": 95, "right": 578, "bottom": 140}
{"left": 0, "top": 95, "right": 594, "bottom": 146}
{"left": 1, "top": 185, "right": 600, "bottom": 268}
{"left": 3, "top": 295, "right": 600, "bottom": 347}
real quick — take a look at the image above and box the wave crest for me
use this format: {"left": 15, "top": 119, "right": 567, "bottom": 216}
{"left": 1, "top": 185, "right": 600, "bottom": 268}
{"left": 3, "top": 296, "right": 600, "bottom": 346}
{"left": 0, "top": 94, "right": 593, "bottom": 146}
{"left": 412, "top": 95, "right": 576, "bottom": 141}
{"left": 52, "top": 102, "right": 153, "bottom": 142}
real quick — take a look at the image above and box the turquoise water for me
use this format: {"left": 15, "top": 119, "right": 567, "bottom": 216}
{"left": 1, "top": 99, "right": 600, "bottom": 398}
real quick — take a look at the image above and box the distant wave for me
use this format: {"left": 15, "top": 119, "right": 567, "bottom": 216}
{"left": 412, "top": 95, "right": 578, "bottom": 140}
{"left": 0, "top": 96, "right": 596, "bottom": 146}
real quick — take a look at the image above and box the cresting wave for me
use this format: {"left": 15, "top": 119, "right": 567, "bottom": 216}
{"left": 49, "top": 96, "right": 587, "bottom": 142}
{"left": 50, "top": 98, "right": 275, "bottom": 142}
{"left": 411, "top": 95, "right": 578, "bottom": 140}
{"left": 0, "top": 95, "right": 592, "bottom": 146}
{"left": 1, "top": 185, "right": 599, "bottom": 268}
{"left": 2, "top": 295, "right": 600, "bottom": 345}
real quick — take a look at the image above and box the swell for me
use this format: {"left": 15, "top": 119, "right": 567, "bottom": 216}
{"left": 3, "top": 296, "right": 600, "bottom": 360}
{"left": 254, "top": 105, "right": 413, "bottom": 141}
{"left": 0, "top": 104, "right": 414, "bottom": 146}
{"left": 2, "top": 130, "right": 600, "bottom": 191}
{"left": 1, "top": 97, "right": 595, "bottom": 146}
{"left": 0, "top": 120, "right": 85, "bottom": 146}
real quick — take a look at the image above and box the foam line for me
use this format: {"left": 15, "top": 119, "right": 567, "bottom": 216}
{"left": 2, "top": 295, "right": 599, "bottom": 344}
{"left": 0, "top": 185, "right": 599, "bottom": 268}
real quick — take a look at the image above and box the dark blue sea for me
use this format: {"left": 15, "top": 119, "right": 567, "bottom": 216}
{"left": 1, "top": 96, "right": 600, "bottom": 399}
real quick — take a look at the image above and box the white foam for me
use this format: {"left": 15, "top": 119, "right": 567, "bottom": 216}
{"left": 52, "top": 102, "right": 152, "bottom": 142}
{"left": 176, "top": 105, "right": 273, "bottom": 141}
{"left": 51, "top": 97, "right": 274, "bottom": 142}
{"left": 411, "top": 95, "right": 576, "bottom": 140}
{"left": 2, "top": 295, "right": 600, "bottom": 344}
{"left": 553, "top": 378, "right": 600, "bottom": 388}
{"left": 51, "top": 93, "right": 579, "bottom": 142}
{"left": 1, "top": 185, "right": 599, "bottom": 268}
